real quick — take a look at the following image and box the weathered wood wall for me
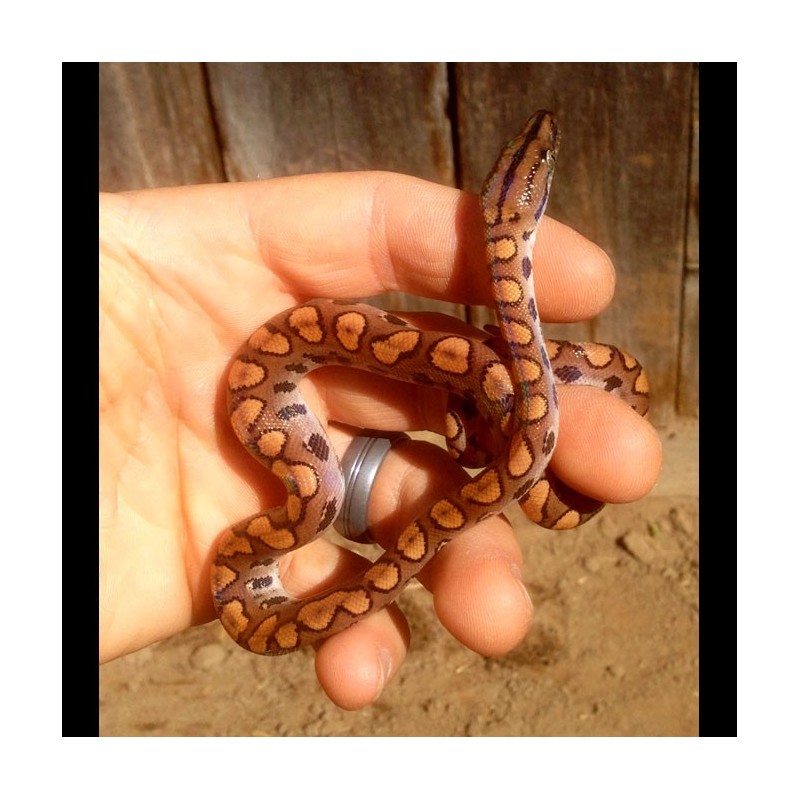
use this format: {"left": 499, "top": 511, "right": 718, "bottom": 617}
{"left": 99, "top": 62, "right": 698, "bottom": 423}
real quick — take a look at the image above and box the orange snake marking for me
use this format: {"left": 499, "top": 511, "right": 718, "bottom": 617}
{"left": 211, "top": 111, "right": 650, "bottom": 655}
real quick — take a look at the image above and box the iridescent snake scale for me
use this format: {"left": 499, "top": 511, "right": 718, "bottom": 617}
{"left": 211, "top": 111, "right": 650, "bottom": 655}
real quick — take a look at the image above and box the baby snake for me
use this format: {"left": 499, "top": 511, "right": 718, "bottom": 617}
{"left": 211, "top": 110, "right": 649, "bottom": 655}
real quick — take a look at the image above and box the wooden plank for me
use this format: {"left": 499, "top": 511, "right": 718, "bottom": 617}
{"left": 99, "top": 63, "right": 225, "bottom": 191}
{"left": 207, "top": 63, "right": 453, "bottom": 182}
{"left": 453, "top": 63, "right": 694, "bottom": 424}
{"left": 678, "top": 66, "right": 699, "bottom": 417}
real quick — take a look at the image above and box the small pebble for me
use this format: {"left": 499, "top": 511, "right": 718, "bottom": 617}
{"left": 191, "top": 643, "right": 228, "bottom": 670}
{"left": 620, "top": 531, "right": 658, "bottom": 563}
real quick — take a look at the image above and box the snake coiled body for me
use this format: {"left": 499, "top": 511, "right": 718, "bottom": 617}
{"left": 211, "top": 111, "right": 649, "bottom": 655}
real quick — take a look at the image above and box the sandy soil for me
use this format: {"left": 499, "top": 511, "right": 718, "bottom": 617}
{"left": 99, "top": 420, "right": 697, "bottom": 737}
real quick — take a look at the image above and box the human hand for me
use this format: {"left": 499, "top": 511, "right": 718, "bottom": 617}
{"left": 99, "top": 172, "right": 662, "bottom": 709}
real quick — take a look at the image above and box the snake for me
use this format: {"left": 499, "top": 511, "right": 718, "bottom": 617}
{"left": 211, "top": 110, "right": 650, "bottom": 655}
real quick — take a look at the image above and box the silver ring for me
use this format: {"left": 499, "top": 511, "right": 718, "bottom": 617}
{"left": 334, "top": 430, "right": 409, "bottom": 543}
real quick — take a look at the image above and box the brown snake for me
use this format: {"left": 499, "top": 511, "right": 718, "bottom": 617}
{"left": 211, "top": 111, "right": 649, "bottom": 655}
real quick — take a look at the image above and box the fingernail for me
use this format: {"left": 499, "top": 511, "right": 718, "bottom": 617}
{"left": 376, "top": 646, "right": 393, "bottom": 694}
{"left": 510, "top": 562, "right": 534, "bottom": 612}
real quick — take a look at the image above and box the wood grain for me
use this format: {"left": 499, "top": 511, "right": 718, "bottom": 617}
{"left": 206, "top": 63, "right": 453, "bottom": 183}
{"left": 99, "top": 63, "right": 224, "bottom": 191}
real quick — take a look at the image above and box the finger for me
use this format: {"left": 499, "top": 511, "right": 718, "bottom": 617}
{"left": 549, "top": 385, "right": 662, "bottom": 502}
{"left": 243, "top": 173, "right": 615, "bottom": 321}
{"left": 314, "top": 602, "right": 409, "bottom": 710}
{"left": 116, "top": 175, "right": 615, "bottom": 323}
{"left": 356, "top": 438, "right": 535, "bottom": 657}
{"left": 423, "top": 515, "right": 535, "bottom": 657}
{"left": 268, "top": 535, "right": 411, "bottom": 711}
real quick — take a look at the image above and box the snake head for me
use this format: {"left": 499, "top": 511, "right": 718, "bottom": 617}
{"left": 480, "top": 110, "right": 560, "bottom": 229}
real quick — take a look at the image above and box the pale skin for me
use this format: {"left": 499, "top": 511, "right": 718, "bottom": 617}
{"left": 99, "top": 172, "right": 662, "bottom": 710}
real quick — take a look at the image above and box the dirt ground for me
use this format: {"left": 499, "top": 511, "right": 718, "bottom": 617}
{"left": 99, "top": 419, "right": 697, "bottom": 737}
